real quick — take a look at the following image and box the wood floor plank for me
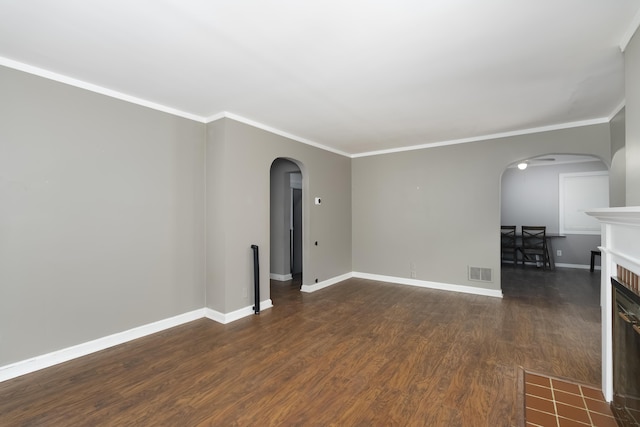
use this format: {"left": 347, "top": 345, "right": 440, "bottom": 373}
{"left": 0, "top": 267, "right": 601, "bottom": 426}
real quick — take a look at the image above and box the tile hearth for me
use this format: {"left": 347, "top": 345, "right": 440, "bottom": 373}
{"left": 524, "top": 371, "right": 618, "bottom": 427}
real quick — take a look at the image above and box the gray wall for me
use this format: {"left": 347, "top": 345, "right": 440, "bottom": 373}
{"left": 0, "top": 66, "right": 206, "bottom": 366}
{"left": 3, "top": 24, "right": 636, "bottom": 368}
{"left": 501, "top": 160, "right": 607, "bottom": 266}
{"left": 627, "top": 29, "right": 640, "bottom": 205}
{"left": 0, "top": 67, "right": 352, "bottom": 368}
{"left": 205, "top": 119, "right": 228, "bottom": 311}
{"left": 353, "top": 124, "right": 611, "bottom": 291}
{"left": 609, "top": 108, "right": 626, "bottom": 207}
{"left": 270, "top": 158, "right": 301, "bottom": 277}
{"left": 206, "top": 119, "right": 352, "bottom": 313}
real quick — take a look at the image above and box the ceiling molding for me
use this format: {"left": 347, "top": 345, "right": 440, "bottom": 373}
{"left": 205, "top": 112, "right": 226, "bottom": 122}
{"left": 352, "top": 117, "right": 611, "bottom": 159}
{"left": 608, "top": 100, "right": 626, "bottom": 121}
{"left": 0, "top": 56, "right": 619, "bottom": 161}
{"left": 506, "top": 156, "right": 605, "bottom": 169}
{"left": 0, "top": 56, "right": 207, "bottom": 123}
{"left": 1, "top": 3, "right": 636, "bottom": 158}
{"left": 206, "top": 112, "right": 351, "bottom": 158}
{"left": 621, "top": 8, "right": 640, "bottom": 52}
{"left": 1, "top": 56, "right": 349, "bottom": 157}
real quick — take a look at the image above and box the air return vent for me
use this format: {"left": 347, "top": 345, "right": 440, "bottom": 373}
{"left": 468, "top": 266, "right": 492, "bottom": 282}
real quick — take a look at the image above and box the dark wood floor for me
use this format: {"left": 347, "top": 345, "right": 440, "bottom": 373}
{"left": 0, "top": 266, "right": 601, "bottom": 426}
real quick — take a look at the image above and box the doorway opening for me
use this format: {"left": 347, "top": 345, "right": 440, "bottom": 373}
{"left": 499, "top": 153, "right": 609, "bottom": 293}
{"left": 270, "top": 158, "right": 303, "bottom": 300}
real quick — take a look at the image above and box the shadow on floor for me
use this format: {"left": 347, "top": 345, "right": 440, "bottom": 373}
{"left": 501, "top": 264, "right": 601, "bottom": 308}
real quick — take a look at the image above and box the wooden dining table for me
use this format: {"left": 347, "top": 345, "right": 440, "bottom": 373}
{"left": 515, "top": 233, "right": 566, "bottom": 270}
{"left": 541, "top": 233, "right": 565, "bottom": 270}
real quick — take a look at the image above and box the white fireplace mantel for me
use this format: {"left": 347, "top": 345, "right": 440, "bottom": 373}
{"left": 585, "top": 206, "right": 640, "bottom": 402}
{"left": 586, "top": 206, "right": 640, "bottom": 227}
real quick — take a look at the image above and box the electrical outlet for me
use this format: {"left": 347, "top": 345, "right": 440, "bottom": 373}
{"left": 243, "top": 287, "right": 248, "bottom": 298}
{"left": 557, "top": 250, "right": 562, "bottom": 257}
{"left": 410, "top": 271, "right": 417, "bottom": 279}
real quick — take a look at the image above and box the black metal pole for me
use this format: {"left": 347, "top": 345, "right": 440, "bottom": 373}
{"left": 251, "top": 245, "right": 260, "bottom": 314}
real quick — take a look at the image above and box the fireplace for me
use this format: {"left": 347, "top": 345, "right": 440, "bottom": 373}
{"left": 585, "top": 207, "right": 640, "bottom": 410}
{"left": 611, "top": 270, "right": 640, "bottom": 425}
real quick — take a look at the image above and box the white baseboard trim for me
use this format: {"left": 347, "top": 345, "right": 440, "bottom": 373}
{"left": 300, "top": 272, "right": 353, "bottom": 293}
{"left": 205, "top": 299, "right": 273, "bottom": 324}
{"left": 555, "top": 263, "right": 600, "bottom": 270}
{"left": 1, "top": 269, "right": 506, "bottom": 382}
{"left": 352, "top": 272, "right": 503, "bottom": 298}
{"left": 1, "top": 299, "right": 279, "bottom": 383}
{"left": 0, "top": 308, "right": 205, "bottom": 383}
{"left": 270, "top": 273, "right": 293, "bottom": 281}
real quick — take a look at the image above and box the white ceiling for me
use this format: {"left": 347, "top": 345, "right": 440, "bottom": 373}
{"left": 1, "top": 1, "right": 639, "bottom": 156}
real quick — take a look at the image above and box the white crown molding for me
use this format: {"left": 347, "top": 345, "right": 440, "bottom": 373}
{"left": 352, "top": 272, "right": 503, "bottom": 298}
{"left": 609, "top": 100, "right": 626, "bottom": 120}
{"left": 0, "top": 57, "right": 350, "bottom": 158}
{"left": 206, "top": 111, "right": 227, "bottom": 122}
{"left": 621, "top": 8, "right": 640, "bottom": 52}
{"left": 0, "top": 308, "right": 205, "bottom": 383}
{"left": 352, "top": 117, "right": 611, "bottom": 158}
{"left": 0, "top": 56, "right": 207, "bottom": 123}
{"left": 206, "top": 112, "right": 351, "bottom": 158}
{"left": 1, "top": 56, "right": 622, "bottom": 160}
{"left": 507, "top": 157, "right": 607, "bottom": 170}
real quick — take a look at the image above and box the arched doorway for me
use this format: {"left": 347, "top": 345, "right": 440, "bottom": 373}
{"left": 499, "top": 154, "right": 609, "bottom": 291}
{"left": 269, "top": 158, "right": 304, "bottom": 299}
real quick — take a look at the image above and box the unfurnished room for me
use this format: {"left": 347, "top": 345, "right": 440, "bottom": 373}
{"left": 2, "top": 1, "right": 640, "bottom": 425}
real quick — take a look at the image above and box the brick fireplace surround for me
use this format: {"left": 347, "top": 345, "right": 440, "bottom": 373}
{"left": 585, "top": 207, "right": 640, "bottom": 402}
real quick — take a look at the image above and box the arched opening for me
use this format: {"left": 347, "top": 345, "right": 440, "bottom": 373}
{"left": 269, "top": 158, "right": 304, "bottom": 302}
{"left": 499, "top": 153, "right": 609, "bottom": 294}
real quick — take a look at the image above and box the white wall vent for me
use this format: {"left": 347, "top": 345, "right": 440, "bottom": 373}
{"left": 468, "top": 266, "right": 492, "bottom": 282}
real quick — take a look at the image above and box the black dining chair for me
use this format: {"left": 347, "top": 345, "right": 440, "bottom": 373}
{"left": 500, "top": 225, "right": 519, "bottom": 266}
{"left": 521, "top": 226, "right": 551, "bottom": 269}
